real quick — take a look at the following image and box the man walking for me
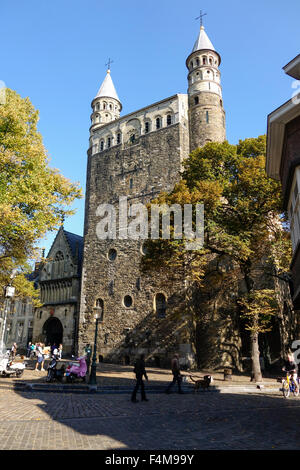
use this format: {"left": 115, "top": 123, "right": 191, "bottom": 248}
{"left": 165, "top": 354, "right": 183, "bottom": 394}
{"left": 131, "top": 354, "right": 149, "bottom": 403}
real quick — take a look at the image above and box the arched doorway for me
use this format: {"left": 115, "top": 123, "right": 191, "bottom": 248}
{"left": 42, "top": 317, "right": 63, "bottom": 346}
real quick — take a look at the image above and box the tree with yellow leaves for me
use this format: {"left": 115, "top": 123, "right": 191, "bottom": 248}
{"left": 0, "top": 89, "right": 82, "bottom": 301}
{"left": 143, "top": 136, "right": 291, "bottom": 382}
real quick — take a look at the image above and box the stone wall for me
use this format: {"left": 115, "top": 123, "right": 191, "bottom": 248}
{"left": 32, "top": 304, "right": 77, "bottom": 354}
{"left": 188, "top": 91, "right": 226, "bottom": 151}
{"left": 79, "top": 120, "right": 193, "bottom": 366}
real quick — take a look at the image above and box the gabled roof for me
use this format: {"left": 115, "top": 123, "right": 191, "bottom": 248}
{"left": 44, "top": 226, "right": 84, "bottom": 276}
{"left": 63, "top": 230, "right": 84, "bottom": 274}
{"left": 95, "top": 70, "right": 120, "bottom": 102}
{"left": 283, "top": 54, "right": 300, "bottom": 80}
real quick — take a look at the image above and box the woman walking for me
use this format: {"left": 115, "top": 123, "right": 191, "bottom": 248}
{"left": 35, "top": 343, "right": 45, "bottom": 371}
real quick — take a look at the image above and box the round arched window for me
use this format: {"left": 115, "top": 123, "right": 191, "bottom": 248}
{"left": 141, "top": 242, "right": 149, "bottom": 256}
{"left": 123, "top": 295, "right": 133, "bottom": 308}
{"left": 108, "top": 248, "right": 117, "bottom": 261}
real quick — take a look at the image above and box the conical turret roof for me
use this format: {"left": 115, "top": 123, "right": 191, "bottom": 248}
{"left": 192, "top": 25, "right": 216, "bottom": 53}
{"left": 95, "top": 70, "right": 120, "bottom": 102}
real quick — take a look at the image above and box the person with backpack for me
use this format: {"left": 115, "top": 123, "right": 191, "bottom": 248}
{"left": 131, "top": 354, "right": 149, "bottom": 403}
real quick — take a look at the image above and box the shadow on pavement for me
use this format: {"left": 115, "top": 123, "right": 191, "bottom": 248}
{"left": 2, "top": 361, "right": 300, "bottom": 450}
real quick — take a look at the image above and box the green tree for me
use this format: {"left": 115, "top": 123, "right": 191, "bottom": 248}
{"left": 143, "top": 136, "right": 291, "bottom": 381}
{"left": 0, "top": 89, "right": 82, "bottom": 299}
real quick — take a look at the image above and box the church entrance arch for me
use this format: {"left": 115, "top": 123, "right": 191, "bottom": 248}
{"left": 42, "top": 317, "right": 63, "bottom": 346}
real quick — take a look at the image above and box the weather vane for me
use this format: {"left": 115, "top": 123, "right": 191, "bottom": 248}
{"left": 195, "top": 10, "right": 207, "bottom": 27}
{"left": 105, "top": 58, "right": 114, "bottom": 71}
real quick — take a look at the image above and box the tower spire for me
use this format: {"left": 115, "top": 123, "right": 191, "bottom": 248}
{"left": 186, "top": 21, "right": 226, "bottom": 150}
{"left": 90, "top": 66, "right": 122, "bottom": 133}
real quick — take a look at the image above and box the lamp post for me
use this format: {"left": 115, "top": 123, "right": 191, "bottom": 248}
{"left": 0, "top": 284, "right": 15, "bottom": 354}
{"left": 88, "top": 313, "right": 99, "bottom": 386}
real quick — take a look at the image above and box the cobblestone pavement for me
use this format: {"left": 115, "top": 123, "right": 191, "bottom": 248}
{"left": 0, "top": 385, "right": 300, "bottom": 450}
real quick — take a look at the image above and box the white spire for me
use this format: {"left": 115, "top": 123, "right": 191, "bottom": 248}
{"left": 95, "top": 70, "right": 120, "bottom": 102}
{"left": 192, "top": 25, "right": 216, "bottom": 53}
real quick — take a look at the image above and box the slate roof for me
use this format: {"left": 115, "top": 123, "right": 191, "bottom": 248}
{"left": 95, "top": 70, "right": 120, "bottom": 102}
{"left": 192, "top": 26, "right": 216, "bottom": 53}
{"left": 63, "top": 229, "right": 84, "bottom": 275}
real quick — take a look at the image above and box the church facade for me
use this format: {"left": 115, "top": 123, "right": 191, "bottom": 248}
{"left": 78, "top": 25, "right": 227, "bottom": 367}
{"left": 32, "top": 227, "right": 83, "bottom": 355}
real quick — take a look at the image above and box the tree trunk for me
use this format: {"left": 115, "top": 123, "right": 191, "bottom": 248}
{"left": 250, "top": 331, "right": 262, "bottom": 382}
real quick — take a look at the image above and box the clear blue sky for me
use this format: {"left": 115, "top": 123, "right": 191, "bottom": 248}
{"left": 1, "top": 0, "right": 299, "bottom": 256}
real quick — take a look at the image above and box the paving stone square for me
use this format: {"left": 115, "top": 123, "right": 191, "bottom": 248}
{"left": 0, "top": 362, "right": 299, "bottom": 450}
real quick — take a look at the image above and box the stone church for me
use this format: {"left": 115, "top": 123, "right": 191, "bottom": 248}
{"left": 33, "top": 24, "right": 296, "bottom": 370}
{"left": 78, "top": 25, "right": 230, "bottom": 368}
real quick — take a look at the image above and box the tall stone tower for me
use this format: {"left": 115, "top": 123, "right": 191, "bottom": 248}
{"left": 186, "top": 25, "right": 226, "bottom": 151}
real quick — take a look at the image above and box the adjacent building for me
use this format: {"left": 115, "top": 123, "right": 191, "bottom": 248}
{"left": 266, "top": 54, "right": 300, "bottom": 308}
{"left": 32, "top": 226, "right": 83, "bottom": 355}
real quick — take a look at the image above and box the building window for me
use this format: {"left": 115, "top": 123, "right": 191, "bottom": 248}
{"left": 107, "top": 137, "right": 111, "bottom": 148}
{"left": 206, "top": 111, "right": 209, "bottom": 123}
{"left": 141, "top": 242, "right": 148, "bottom": 256}
{"left": 123, "top": 295, "right": 133, "bottom": 308}
{"left": 196, "top": 58, "right": 199, "bottom": 66}
{"left": 167, "top": 115, "right": 172, "bottom": 126}
{"left": 194, "top": 96, "right": 199, "bottom": 105}
{"left": 108, "top": 248, "right": 117, "bottom": 261}
{"left": 155, "top": 293, "right": 166, "bottom": 318}
{"left": 145, "top": 122, "right": 150, "bottom": 133}
{"left": 100, "top": 140, "right": 104, "bottom": 151}
{"left": 129, "top": 178, "right": 133, "bottom": 189}
{"left": 156, "top": 117, "right": 161, "bottom": 129}
{"left": 95, "top": 298, "right": 104, "bottom": 322}
{"left": 203, "top": 56, "right": 207, "bottom": 64}
{"left": 294, "top": 180, "right": 299, "bottom": 203}
{"left": 117, "top": 133, "right": 121, "bottom": 144}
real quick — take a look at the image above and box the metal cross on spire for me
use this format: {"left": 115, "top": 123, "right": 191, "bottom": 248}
{"left": 195, "top": 10, "right": 207, "bottom": 27}
{"left": 105, "top": 58, "right": 114, "bottom": 71}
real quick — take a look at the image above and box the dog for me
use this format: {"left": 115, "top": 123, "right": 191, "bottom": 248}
{"left": 189, "top": 374, "right": 213, "bottom": 392}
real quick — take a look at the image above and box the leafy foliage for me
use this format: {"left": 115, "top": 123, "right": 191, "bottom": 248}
{"left": 0, "top": 89, "right": 82, "bottom": 298}
{"left": 143, "top": 136, "right": 291, "bottom": 379}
